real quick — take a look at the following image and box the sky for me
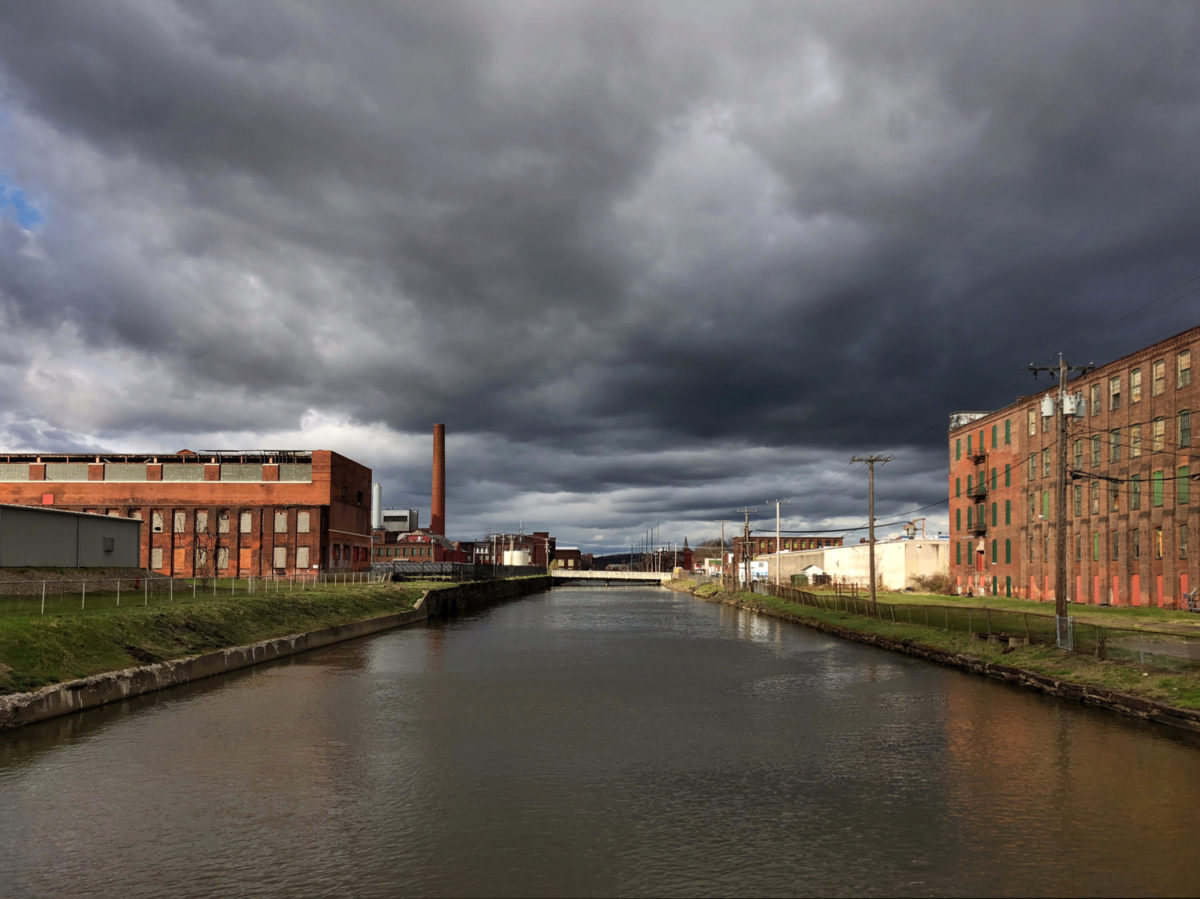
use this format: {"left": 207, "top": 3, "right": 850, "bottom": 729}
{"left": 1, "top": 1, "right": 1199, "bottom": 554}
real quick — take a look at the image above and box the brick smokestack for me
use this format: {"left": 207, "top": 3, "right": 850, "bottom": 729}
{"left": 431, "top": 423, "right": 446, "bottom": 536}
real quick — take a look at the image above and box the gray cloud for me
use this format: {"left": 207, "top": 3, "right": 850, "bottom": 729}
{"left": 1, "top": 0, "right": 1198, "bottom": 551}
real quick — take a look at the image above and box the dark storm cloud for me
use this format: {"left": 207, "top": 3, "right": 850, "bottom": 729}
{"left": 1, "top": 0, "right": 1198, "bottom": 549}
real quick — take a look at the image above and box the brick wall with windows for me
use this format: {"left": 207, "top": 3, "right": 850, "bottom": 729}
{"left": 949, "top": 325, "right": 1200, "bottom": 607}
{"left": 0, "top": 450, "right": 372, "bottom": 577}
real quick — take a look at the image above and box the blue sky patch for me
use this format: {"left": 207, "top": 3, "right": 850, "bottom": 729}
{"left": 0, "top": 179, "right": 45, "bottom": 228}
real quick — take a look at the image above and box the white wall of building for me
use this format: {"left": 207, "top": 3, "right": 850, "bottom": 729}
{"left": 763, "top": 539, "right": 948, "bottom": 590}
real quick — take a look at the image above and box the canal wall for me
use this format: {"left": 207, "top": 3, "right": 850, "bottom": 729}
{"left": 690, "top": 588, "right": 1200, "bottom": 735}
{"left": 0, "top": 576, "right": 550, "bottom": 730}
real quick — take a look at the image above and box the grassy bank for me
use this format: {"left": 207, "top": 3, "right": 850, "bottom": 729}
{"left": 678, "top": 581, "right": 1200, "bottom": 711}
{"left": 0, "top": 581, "right": 434, "bottom": 695}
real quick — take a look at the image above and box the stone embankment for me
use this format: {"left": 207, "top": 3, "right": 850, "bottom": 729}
{"left": 0, "top": 576, "right": 550, "bottom": 730}
{"left": 681, "top": 584, "right": 1200, "bottom": 735}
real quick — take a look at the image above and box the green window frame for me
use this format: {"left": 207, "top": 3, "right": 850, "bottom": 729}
{"left": 1131, "top": 475, "right": 1141, "bottom": 510}
{"left": 991, "top": 467, "right": 997, "bottom": 490}
{"left": 1005, "top": 539, "right": 1011, "bottom": 563}
{"left": 1043, "top": 491, "right": 1050, "bottom": 519}
{"left": 956, "top": 477, "right": 961, "bottom": 497}
{"left": 1153, "top": 470, "right": 1164, "bottom": 507}
{"left": 956, "top": 508, "right": 962, "bottom": 531}
{"left": 991, "top": 502, "right": 997, "bottom": 526}
{"left": 967, "top": 435, "right": 973, "bottom": 456}
{"left": 956, "top": 542, "right": 961, "bottom": 565}
{"left": 1179, "top": 466, "right": 1190, "bottom": 504}
{"left": 991, "top": 424, "right": 997, "bottom": 448}
{"left": 955, "top": 438, "right": 961, "bottom": 460}
{"left": 991, "top": 539, "right": 997, "bottom": 563}
{"left": 1004, "top": 419, "right": 1011, "bottom": 445}
{"left": 1093, "top": 532, "right": 1100, "bottom": 561}
{"left": 1004, "top": 464, "right": 1011, "bottom": 487}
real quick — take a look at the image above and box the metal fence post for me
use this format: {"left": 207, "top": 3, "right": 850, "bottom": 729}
{"left": 117, "top": 578, "right": 121, "bottom": 608}
{"left": 81, "top": 580, "right": 86, "bottom": 610}
{"left": 41, "top": 581, "right": 45, "bottom": 615}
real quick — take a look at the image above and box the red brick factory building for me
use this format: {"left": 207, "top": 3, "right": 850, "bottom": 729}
{"left": 0, "top": 449, "right": 372, "bottom": 577}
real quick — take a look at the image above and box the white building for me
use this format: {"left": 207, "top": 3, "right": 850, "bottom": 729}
{"left": 761, "top": 538, "right": 948, "bottom": 591}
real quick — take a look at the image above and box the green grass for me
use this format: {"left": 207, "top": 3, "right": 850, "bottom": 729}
{"left": 0, "top": 581, "right": 436, "bottom": 694}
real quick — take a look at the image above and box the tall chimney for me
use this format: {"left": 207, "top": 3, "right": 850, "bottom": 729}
{"left": 431, "top": 423, "right": 446, "bottom": 535}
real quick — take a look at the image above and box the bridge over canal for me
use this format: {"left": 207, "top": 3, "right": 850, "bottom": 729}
{"left": 551, "top": 569, "right": 673, "bottom": 585}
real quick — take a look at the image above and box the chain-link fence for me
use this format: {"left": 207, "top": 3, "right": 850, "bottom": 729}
{"left": 0, "top": 570, "right": 390, "bottom": 616}
{"left": 754, "top": 582, "right": 1200, "bottom": 672}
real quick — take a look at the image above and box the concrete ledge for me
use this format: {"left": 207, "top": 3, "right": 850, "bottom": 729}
{"left": 703, "top": 592, "right": 1200, "bottom": 735}
{"left": 0, "top": 576, "right": 552, "bottom": 731}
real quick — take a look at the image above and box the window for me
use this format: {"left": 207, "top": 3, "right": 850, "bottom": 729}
{"left": 1029, "top": 493, "right": 1036, "bottom": 519}
{"left": 1005, "top": 499, "right": 1011, "bottom": 524}
{"left": 195, "top": 510, "right": 208, "bottom": 533}
{"left": 1090, "top": 383, "right": 1101, "bottom": 416}
{"left": 1112, "top": 530, "right": 1119, "bottom": 561}
{"left": 1005, "top": 419, "right": 1011, "bottom": 445}
{"left": 1179, "top": 410, "right": 1191, "bottom": 447}
{"left": 274, "top": 546, "right": 287, "bottom": 569}
{"left": 1093, "top": 532, "right": 1100, "bottom": 562}
{"left": 992, "top": 540, "right": 997, "bottom": 563}
{"left": 1131, "top": 424, "right": 1142, "bottom": 457}
{"left": 991, "top": 467, "right": 997, "bottom": 490}
{"left": 955, "top": 438, "right": 961, "bottom": 460}
{"left": 1179, "top": 349, "right": 1192, "bottom": 388}
{"left": 1131, "top": 475, "right": 1141, "bottom": 510}
{"left": 956, "top": 478, "right": 961, "bottom": 497}
{"left": 967, "top": 474, "right": 973, "bottom": 495}
{"left": 1005, "top": 539, "right": 1011, "bottom": 563}
{"left": 151, "top": 510, "right": 164, "bottom": 533}
{"left": 274, "top": 510, "right": 288, "bottom": 533}
{"left": 1075, "top": 532, "right": 1082, "bottom": 561}
{"left": 1153, "top": 417, "right": 1165, "bottom": 453}
{"left": 1179, "top": 466, "right": 1190, "bottom": 504}
{"left": 1028, "top": 407, "right": 1037, "bottom": 435}
{"left": 1152, "top": 470, "right": 1164, "bottom": 506}
{"left": 1182, "top": 525, "right": 1189, "bottom": 560}
{"left": 217, "top": 547, "right": 229, "bottom": 571}
{"left": 1131, "top": 368, "right": 1142, "bottom": 402}
{"left": 239, "top": 510, "right": 252, "bottom": 534}
{"left": 1110, "top": 375, "right": 1121, "bottom": 410}
{"left": 1073, "top": 440, "right": 1083, "bottom": 469}
{"left": 1073, "top": 484, "right": 1082, "bottom": 516}
{"left": 1110, "top": 429, "right": 1121, "bottom": 462}
{"left": 1091, "top": 435, "right": 1101, "bottom": 467}
{"left": 297, "top": 511, "right": 310, "bottom": 533}
{"left": 195, "top": 547, "right": 208, "bottom": 568}
{"left": 956, "top": 542, "right": 961, "bottom": 565}
{"left": 1111, "top": 484, "right": 1120, "bottom": 512}
{"left": 151, "top": 547, "right": 164, "bottom": 569}
{"left": 1005, "top": 464, "right": 1011, "bottom": 487}
{"left": 1133, "top": 528, "right": 1140, "bottom": 559}
{"left": 1153, "top": 359, "right": 1166, "bottom": 396}
{"left": 297, "top": 546, "right": 310, "bottom": 568}
{"left": 1043, "top": 448, "right": 1051, "bottom": 477}
{"left": 1155, "top": 526, "right": 1163, "bottom": 560}
{"left": 1090, "top": 481, "right": 1099, "bottom": 514}
{"left": 1028, "top": 453, "right": 1036, "bottom": 479}
{"left": 991, "top": 502, "right": 997, "bottom": 526}
{"left": 1043, "top": 491, "right": 1050, "bottom": 519}
{"left": 956, "top": 509, "right": 962, "bottom": 531}
{"left": 173, "top": 510, "right": 186, "bottom": 533}
{"left": 218, "top": 510, "right": 230, "bottom": 533}
{"left": 967, "top": 435, "right": 972, "bottom": 456}
{"left": 967, "top": 506, "right": 972, "bottom": 529}
{"left": 991, "top": 424, "right": 997, "bottom": 448}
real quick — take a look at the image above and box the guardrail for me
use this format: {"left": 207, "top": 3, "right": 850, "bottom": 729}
{"left": 0, "top": 570, "right": 389, "bottom": 616}
{"left": 754, "top": 582, "right": 1200, "bottom": 672}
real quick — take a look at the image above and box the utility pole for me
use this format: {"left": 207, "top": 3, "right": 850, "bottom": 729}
{"left": 850, "top": 455, "right": 892, "bottom": 616}
{"left": 1029, "top": 354, "right": 1094, "bottom": 648}
{"left": 766, "top": 499, "right": 790, "bottom": 587}
{"left": 737, "top": 507, "right": 757, "bottom": 590}
{"left": 718, "top": 520, "right": 728, "bottom": 590}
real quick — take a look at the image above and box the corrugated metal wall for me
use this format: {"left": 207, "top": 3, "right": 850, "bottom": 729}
{"left": 0, "top": 507, "right": 141, "bottom": 568}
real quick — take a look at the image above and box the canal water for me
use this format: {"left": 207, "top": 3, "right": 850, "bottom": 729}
{"left": 2, "top": 586, "right": 1200, "bottom": 897}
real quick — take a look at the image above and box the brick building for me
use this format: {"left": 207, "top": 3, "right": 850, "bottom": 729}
{"left": 736, "top": 534, "right": 843, "bottom": 557}
{"left": 949, "top": 325, "right": 1199, "bottom": 606}
{"left": 0, "top": 450, "right": 372, "bottom": 577}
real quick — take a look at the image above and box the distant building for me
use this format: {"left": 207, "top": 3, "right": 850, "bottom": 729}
{"left": 374, "top": 529, "right": 471, "bottom": 563}
{"left": 758, "top": 539, "right": 948, "bottom": 591}
{"left": 948, "top": 324, "right": 1199, "bottom": 606}
{"left": 735, "top": 535, "right": 842, "bottom": 557}
{"left": 473, "top": 531, "right": 557, "bottom": 568}
{"left": 0, "top": 450, "right": 372, "bottom": 577}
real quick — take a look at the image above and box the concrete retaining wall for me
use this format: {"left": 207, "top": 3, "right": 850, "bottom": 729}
{"left": 0, "top": 576, "right": 551, "bottom": 730}
{"left": 699, "top": 590, "right": 1200, "bottom": 735}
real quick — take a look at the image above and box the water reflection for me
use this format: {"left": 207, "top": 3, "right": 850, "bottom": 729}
{"left": 1, "top": 586, "right": 1199, "bottom": 897}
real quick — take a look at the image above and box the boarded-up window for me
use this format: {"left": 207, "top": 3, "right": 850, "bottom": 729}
{"left": 131, "top": 510, "right": 143, "bottom": 520}
{"left": 279, "top": 464, "right": 312, "bottom": 482}
{"left": 239, "top": 547, "right": 252, "bottom": 572}
{"left": 274, "top": 510, "right": 288, "bottom": 533}
{"left": 0, "top": 463, "right": 30, "bottom": 481}
{"left": 218, "top": 510, "right": 230, "bottom": 533}
{"left": 273, "top": 546, "right": 287, "bottom": 569}
{"left": 219, "top": 464, "right": 262, "bottom": 481}
{"left": 217, "top": 547, "right": 229, "bottom": 570}
{"left": 151, "top": 547, "right": 163, "bottom": 569}
{"left": 104, "top": 463, "right": 148, "bottom": 481}
{"left": 196, "top": 510, "right": 208, "bottom": 532}
{"left": 162, "top": 463, "right": 205, "bottom": 481}
{"left": 195, "top": 547, "right": 208, "bottom": 568}
{"left": 296, "top": 546, "right": 309, "bottom": 568}
{"left": 297, "top": 511, "right": 310, "bottom": 533}
{"left": 240, "top": 511, "right": 252, "bottom": 534}
{"left": 45, "top": 463, "right": 89, "bottom": 481}
{"left": 152, "top": 511, "right": 164, "bottom": 533}
{"left": 173, "top": 510, "right": 186, "bottom": 533}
